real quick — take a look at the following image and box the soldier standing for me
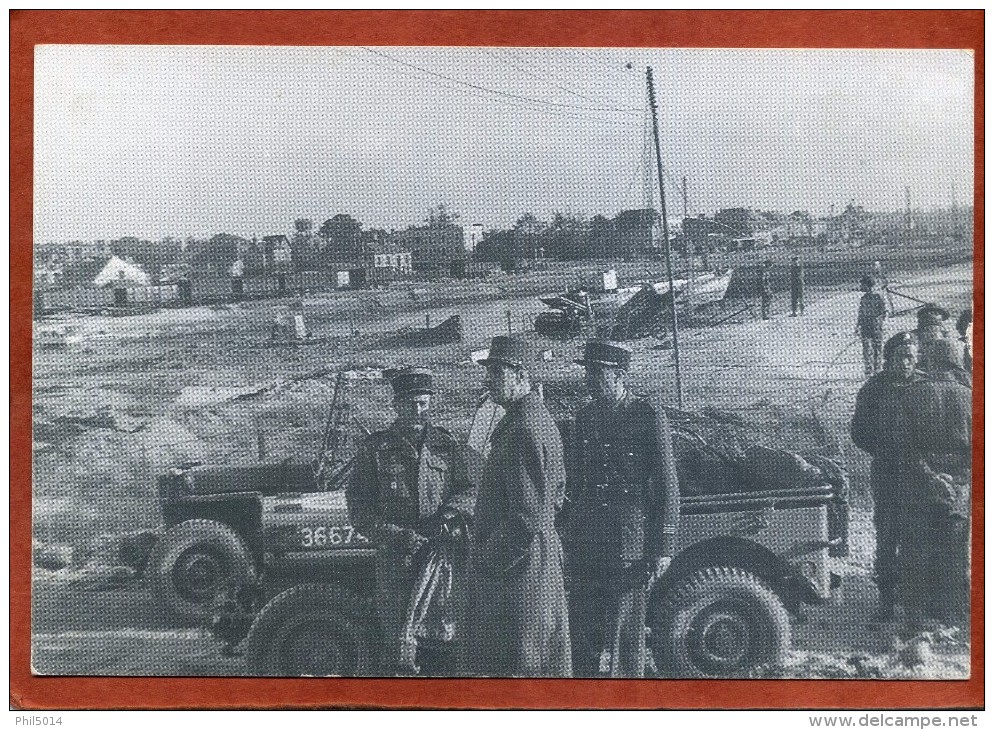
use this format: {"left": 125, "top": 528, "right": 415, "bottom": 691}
{"left": 912, "top": 304, "right": 951, "bottom": 372}
{"left": 850, "top": 332, "right": 922, "bottom": 622}
{"left": 230, "top": 257, "right": 245, "bottom": 302}
{"left": 790, "top": 255, "right": 805, "bottom": 316}
{"left": 856, "top": 275, "right": 888, "bottom": 377}
{"left": 900, "top": 339, "right": 972, "bottom": 635}
{"left": 758, "top": 259, "right": 774, "bottom": 320}
{"left": 346, "top": 367, "right": 475, "bottom": 674}
{"left": 566, "top": 340, "right": 681, "bottom": 677}
{"left": 956, "top": 305, "right": 973, "bottom": 374}
{"left": 469, "top": 336, "right": 572, "bottom": 677}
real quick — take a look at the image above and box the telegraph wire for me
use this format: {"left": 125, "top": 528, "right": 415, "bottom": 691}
{"left": 351, "top": 48, "right": 640, "bottom": 129}
{"left": 361, "top": 47, "right": 640, "bottom": 116}
{"left": 487, "top": 48, "right": 641, "bottom": 115}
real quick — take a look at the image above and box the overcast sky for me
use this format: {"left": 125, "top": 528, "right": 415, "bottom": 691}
{"left": 34, "top": 46, "right": 974, "bottom": 243}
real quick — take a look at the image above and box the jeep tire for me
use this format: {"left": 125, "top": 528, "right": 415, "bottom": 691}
{"left": 650, "top": 566, "right": 790, "bottom": 678}
{"left": 149, "top": 519, "right": 255, "bottom": 622}
{"left": 245, "top": 583, "right": 374, "bottom": 677}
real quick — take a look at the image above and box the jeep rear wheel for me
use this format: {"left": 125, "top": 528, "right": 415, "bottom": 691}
{"left": 650, "top": 566, "right": 790, "bottom": 678}
{"left": 245, "top": 583, "right": 374, "bottom": 677}
{"left": 149, "top": 519, "right": 255, "bottom": 622}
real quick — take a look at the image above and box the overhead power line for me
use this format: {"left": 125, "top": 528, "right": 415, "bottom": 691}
{"left": 361, "top": 47, "right": 640, "bottom": 115}
{"left": 350, "top": 48, "right": 639, "bottom": 129}
{"left": 487, "top": 48, "right": 641, "bottom": 114}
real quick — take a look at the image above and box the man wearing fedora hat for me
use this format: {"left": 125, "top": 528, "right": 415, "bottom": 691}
{"left": 566, "top": 339, "right": 681, "bottom": 677}
{"left": 347, "top": 366, "right": 476, "bottom": 674}
{"left": 469, "top": 335, "right": 572, "bottom": 677}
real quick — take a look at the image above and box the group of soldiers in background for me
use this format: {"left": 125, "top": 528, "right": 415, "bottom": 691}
{"left": 756, "top": 256, "right": 806, "bottom": 321}
{"left": 851, "top": 303, "right": 973, "bottom": 638}
{"left": 346, "top": 335, "right": 679, "bottom": 678}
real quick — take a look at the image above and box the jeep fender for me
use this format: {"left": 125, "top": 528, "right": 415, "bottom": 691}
{"left": 652, "top": 537, "right": 820, "bottom": 616}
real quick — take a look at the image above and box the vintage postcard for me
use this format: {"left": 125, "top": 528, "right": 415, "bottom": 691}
{"left": 12, "top": 10, "right": 982, "bottom": 711}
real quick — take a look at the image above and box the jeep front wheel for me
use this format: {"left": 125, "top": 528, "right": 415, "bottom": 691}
{"left": 149, "top": 519, "right": 255, "bottom": 622}
{"left": 650, "top": 566, "right": 790, "bottom": 678}
{"left": 245, "top": 583, "right": 374, "bottom": 677}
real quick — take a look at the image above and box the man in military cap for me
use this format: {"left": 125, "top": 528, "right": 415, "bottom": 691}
{"left": 469, "top": 335, "right": 572, "bottom": 677}
{"left": 347, "top": 367, "right": 476, "bottom": 673}
{"left": 566, "top": 340, "right": 681, "bottom": 677}
{"left": 850, "top": 332, "right": 922, "bottom": 622}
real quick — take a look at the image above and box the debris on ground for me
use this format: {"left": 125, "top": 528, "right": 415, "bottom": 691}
{"left": 383, "top": 314, "right": 463, "bottom": 347}
{"left": 33, "top": 540, "right": 74, "bottom": 571}
{"left": 33, "top": 529, "right": 160, "bottom": 591}
{"left": 173, "top": 382, "right": 279, "bottom": 409}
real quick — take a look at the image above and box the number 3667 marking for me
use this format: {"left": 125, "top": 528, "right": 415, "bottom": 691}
{"left": 300, "top": 525, "right": 368, "bottom": 548}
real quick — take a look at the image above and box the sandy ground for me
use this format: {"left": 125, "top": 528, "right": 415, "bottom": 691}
{"left": 29, "top": 255, "right": 974, "bottom": 678}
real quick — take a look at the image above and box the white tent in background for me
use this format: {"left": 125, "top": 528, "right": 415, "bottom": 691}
{"left": 91, "top": 255, "right": 151, "bottom": 287}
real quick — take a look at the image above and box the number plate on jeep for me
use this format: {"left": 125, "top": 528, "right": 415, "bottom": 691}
{"left": 299, "top": 525, "right": 369, "bottom": 548}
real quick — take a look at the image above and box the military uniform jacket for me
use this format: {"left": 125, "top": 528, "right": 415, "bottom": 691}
{"left": 903, "top": 372, "right": 972, "bottom": 479}
{"left": 347, "top": 423, "right": 476, "bottom": 544}
{"left": 850, "top": 370, "right": 923, "bottom": 460}
{"left": 567, "top": 392, "right": 681, "bottom": 566}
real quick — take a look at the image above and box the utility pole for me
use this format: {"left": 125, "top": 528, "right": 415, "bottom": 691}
{"left": 647, "top": 66, "right": 683, "bottom": 409}
{"left": 682, "top": 175, "right": 689, "bottom": 219}
{"left": 905, "top": 185, "right": 912, "bottom": 239}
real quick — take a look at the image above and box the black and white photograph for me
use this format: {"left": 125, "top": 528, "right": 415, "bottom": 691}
{"left": 30, "top": 43, "right": 974, "bottom": 683}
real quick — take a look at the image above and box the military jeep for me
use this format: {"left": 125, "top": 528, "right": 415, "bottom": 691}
{"left": 151, "top": 399, "right": 848, "bottom": 678}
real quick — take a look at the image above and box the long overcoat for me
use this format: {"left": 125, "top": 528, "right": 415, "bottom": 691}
{"left": 469, "top": 390, "right": 572, "bottom": 677}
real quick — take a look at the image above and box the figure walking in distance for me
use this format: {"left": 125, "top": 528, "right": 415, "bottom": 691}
{"left": 469, "top": 336, "right": 572, "bottom": 677}
{"left": 566, "top": 340, "right": 681, "bottom": 677}
{"left": 346, "top": 367, "right": 476, "bottom": 675}
{"left": 850, "top": 332, "right": 922, "bottom": 622}
{"left": 758, "top": 259, "right": 774, "bottom": 320}
{"left": 856, "top": 275, "right": 887, "bottom": 377}
{"left": 790, "top": 255, "right": 805, "bottom": 316}
{"left": 229, "top": 257, "right": 245, "bottom": 302}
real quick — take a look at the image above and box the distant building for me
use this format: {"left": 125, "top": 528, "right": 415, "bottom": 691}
{"left": 371, "top": 238, "right": 413, "bottom": 274}
{"left": 91, "top": 255, "right": 152, "bottom": 288}
{"left": 391, "top": 223, "right": 465, "bottom": 276}
{"left": 614, "top": 208, "right": 660, "bottom": 257}
{"left": 466, "top": 223, "right": 484, "bottom": 254}
{"left": 713, "top": 208, "right": 754, "bottom": 239}
{"left": 323, "top": 240, "right": 374, "bottom": 288}
{"left": 262, "top": 235, "right": 293, "bottom": 271}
